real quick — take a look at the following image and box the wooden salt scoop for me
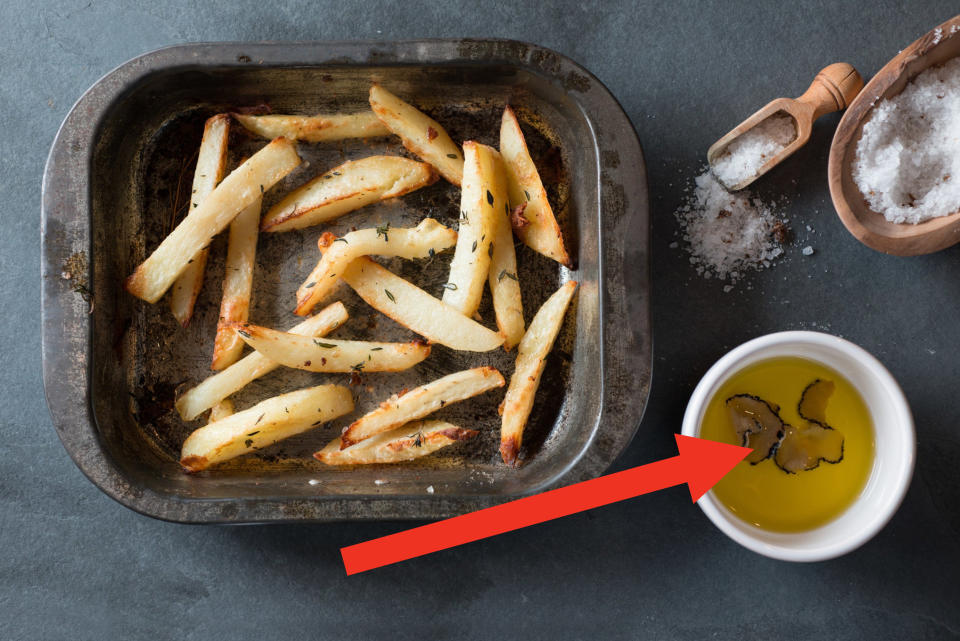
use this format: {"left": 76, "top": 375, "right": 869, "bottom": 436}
{"left": 830, "top": 14, "right": 960, "bottom": 256}
{"left": 708, "top": 62, "right": 863, "bottom": 191}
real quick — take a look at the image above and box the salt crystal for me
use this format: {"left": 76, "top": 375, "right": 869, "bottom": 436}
{"left": 668, "top": 241, "right": 678, "bottom": 249}
{"left": 710, "top": 113, "right": 797, "bottom": 189}
{"left": 308, "top": 479, "right": 321, "bottom": 486}
{"left": 723, "top": 285, "right": 734, "bottom": 293}
{"left": 853, "top": 58, "right": 960, "bottom": 224}
{"left": 426, "top": 485, "right": 435, "bottom": 494}
{"left": 374, "top": 479, "right": 387, "bottom": 486}
{"left": 802, "top": 246, "right": 815, "bottom": 256}
{"left": 674, "top": 170, "right": 787, "bottom": 281}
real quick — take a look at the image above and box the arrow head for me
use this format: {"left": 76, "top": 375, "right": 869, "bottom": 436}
{"left": 674, "top": 434, "right": 752, "bottom": 503}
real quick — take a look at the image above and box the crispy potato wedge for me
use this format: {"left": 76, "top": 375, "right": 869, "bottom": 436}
{"left": 442, "top": 141, "right": 498, "bottom": 317}
{"left": 500, "top": 281, "right": 578, "bottom": 466}
{"left": 315, "top": 420, "right": 477, "bottom": 465}
{"left": 231, "top": 322, "right": 430, "bottom": 373}
{"left": 341, "top": 257, "right": 504, "bottom": 352}
{"left": 126, "top": 137, "right": 300, "bottom": 303}
{"left": 211, "top": 197, "right": 260, "bottom": 370}
{"left": 260, "top": 156, "right": 437, "bottom": 233}
{"left": 169, "top": 113, "right": 230, "bottom": 326}
{"left": 175, "top": 302, "right": 348, "bottom": 421}
{"left": 294, "top": 218, "right": 457, "bottom": 316}
{"left": 500, "top": 106, "right": 571, "bottom": 267}
{"left": 485, "top": 147, "right": 524, "bottom": 349}
{"left": 180, "top": 384, "right": 353, "bottom": 472}
{"left": 340, "top": 366, "right": 504, "bottom": 448}
{"left": 208, "top": 399, "right": 235, "bottom": 423}
{"left": 233, "top": 112, "right": 389, "bottom": 142}
{"left": 369, "top": 84, "right": 464, "bottom": 185}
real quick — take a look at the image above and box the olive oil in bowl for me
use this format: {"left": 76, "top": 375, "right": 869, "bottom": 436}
{"left": 699, "top": 357, "right": 874, "bottom": 533}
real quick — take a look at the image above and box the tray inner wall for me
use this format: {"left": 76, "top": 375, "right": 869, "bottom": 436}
{"left": 90, "top": 63, "right": 601, "bottom": 500}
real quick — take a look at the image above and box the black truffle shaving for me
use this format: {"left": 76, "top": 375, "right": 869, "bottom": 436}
{"left": 775, "top": 379, "right": 844, "bottom": 474}
{"left": 725, "top": 394, "right": 784, "bottom": 464}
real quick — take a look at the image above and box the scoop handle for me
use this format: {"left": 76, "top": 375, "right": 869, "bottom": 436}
{"left": 796, "top": 63, "right": 864, "bottom": 121}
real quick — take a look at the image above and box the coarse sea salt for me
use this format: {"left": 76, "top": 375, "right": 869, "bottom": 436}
{"left": 853, "top": 57, "right": 960, "bottom": 224}
{"left": 675, "top": 170, "right": 786, "bottom": 282}
{"left": 710, "top": 113, "right": 797, "bottom": 189}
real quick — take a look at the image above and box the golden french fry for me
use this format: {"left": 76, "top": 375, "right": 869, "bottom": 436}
{"left": 231, "top": 322, "right": 430, "bottom": 373}
{"left": 340, "top": 367, "right": 504, "bottom": 449}
{"left": 500, "top": 106, "right": 571, "bottom": 267}
{"left": 211, "top": 196, "right": 260, "bottom": 370}
{"left": 369, "top": 84, "right": 464, "bottom": 185}
{"left": 442, "top": 141, "right": 498, "bottom": 317}
{"left": 485, "top": 147, "right": 524, "bottom": 349}
{"left": 294, "top": 218, "right": 457, "bottom": 316}
{"left": 315, "top": 420, "right": 477, "bottom": 465}
{"left": 340, "top": 257, "right": 504, "bottom": 352}
{"left": 233, "top": 112, "right": 390, "bottom": 142}
{"left": 175, "top": 302, "right": 348, "bottom": 421}
{"left": 208, "top": 399, "right": 235, "bottom": 423}
{"left": 260, "top": 156, "right": 437, "bottom": 233}
{"left": 169, "top": 113, "right": 230, "bottom": 326}
{"left": 500, "top": 280, "right": 578, "bottom": 466}
{"left": 180, "top": 384, "right": 353, "bottom": 472}
{"left": 126, "top": 137, "right": 300, "bottom": 303}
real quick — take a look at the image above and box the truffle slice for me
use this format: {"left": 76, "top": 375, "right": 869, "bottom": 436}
{"left": 775, "top": 423, "right": 844, "bottom": 473}
{"left": 798, "top": 379, "right": 834, "bottom": 424}
{"left": 725, "top": 394, "right": 784, "bottom": 464}
{"left": 775, "top": 379, "right": 844, "bottom": 473}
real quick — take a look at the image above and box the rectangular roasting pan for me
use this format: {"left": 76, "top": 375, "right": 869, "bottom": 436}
{"left": 41, "top": 40, "right": 650, "bottom": 523}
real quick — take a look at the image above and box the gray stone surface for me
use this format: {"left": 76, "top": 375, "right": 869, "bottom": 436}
{"left": 4, "top": 0, "right": 960, "bottom": 639}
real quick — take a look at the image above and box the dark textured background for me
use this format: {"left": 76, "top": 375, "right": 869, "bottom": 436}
{"left": 7, "top": 1, "right": 960, "bottom": 639}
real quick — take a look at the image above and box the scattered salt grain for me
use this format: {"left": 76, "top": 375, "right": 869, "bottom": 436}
{"left": 374, "top": 479, "right": 387, "bottom": 486}
{"left": 710, "top": 113, "right": 798, "bottom": 189}
{"left": 425, "top": 485, "right": 435, "bottom": 494}
{"left": 674, "top": 170, "right": 787, "bottom": 281}
{"left": 853, "top": 58, "right": 960, "bottom": 224}
{"left": 308, "top": 479, "right": 321, "bottom": 486}
{"left": 802, "top": 246, "right": 815, "bottom": 256}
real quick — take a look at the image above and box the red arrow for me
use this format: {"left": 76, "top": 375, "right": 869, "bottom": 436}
{"left": 341, "top": 435, "right": 750, "bottom": 575}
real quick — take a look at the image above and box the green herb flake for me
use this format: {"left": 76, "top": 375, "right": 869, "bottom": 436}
{"left": 442, "top": 282, "right": 458, "bottom": 291}
{"left": 334, "top": 237, "right": 349, "bottom": 244}
{"left": 247, "top": 430, "right": 260, "bottom": 437}
{"left": 376, "top": 222, "right": 390, "bottom": 242}
{"left": 244, "top": 438, "right": 253, "bottom": 448}
{"left": 498, "top": 270, "right": 518, "bottom": 282}
{"left": 486, "top": 190, "right": 494, "bottom": 205}
{"left": 385, "top": 289, "right": 396, "bottom": 303}
{"left": 524, "top": 190, "right": 531, "bottom": 201}
{"left": 314, "top": 340, "right": 336, "bottom": 348}
{"left": 351, "top": 362, "right": 365, "bottom": 372}
{"left": 305, "top": 281, "right": 316, "bottom": 288}
{"left": 446, "top": 153, "right": 458, "bottom": 159}
{"left": 370, "top": 347, "right": 383, "bottom": 351}
{"left": 471, "top": 240, "right": 477, "bottom": 253}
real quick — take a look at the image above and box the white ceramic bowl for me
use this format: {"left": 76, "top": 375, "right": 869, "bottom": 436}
{"left": 681, "top": 331, "right": 915, "bottom": 562}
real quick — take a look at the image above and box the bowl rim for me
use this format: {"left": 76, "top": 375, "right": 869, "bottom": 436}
{"left": 681, "top": 330, "right": 915, "bottom": 562}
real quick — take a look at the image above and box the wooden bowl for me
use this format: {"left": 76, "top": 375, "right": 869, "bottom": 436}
{"left": 829, "top": 14, "right": 960, "bottom": 256}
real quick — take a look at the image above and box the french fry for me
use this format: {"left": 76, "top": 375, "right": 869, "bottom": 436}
{"left": 369, "top": 84, "right": 464, "bottom": 185}
{"left": 486, "top": 148, "right": 524, "bottom": 349}
{"left": 442, "top": 142, "right": 498, "bottom": 317}
{"left": 231, "top": 322, "right": 430, "bottom": 373}
{"left": 315, "top": 420, "right": 477, "bottom": 465}
{"left": 233, "top": 112, "right": 390, "bottom": 142}
{"left": 500, "top": 106, "right": 571, "bottom": 267}
{"left": 294, "top": 218, "right": 457, "bottom": 316}
{"left": 260, "top": 156, "right": 437, "bottom": 233}
{"left": 340, "top": 367, "right": 504, "bottom": 449}
{"left": 500, "top": 281, "right": 578, "bottom": 466}
{"left": 208, "top": 399, "right": 235, "bottom": 423}
{"left": 211, "top": 196, "right": 260, "bottom": 370}
{"left": 180, "top": 385, "right": 353, "bottom": 472}
{"left": 125, "top": 137, "right": 300, "bottom": 303}
{"left": 175, "top": 302, "right": 348, "bottom": 421}
{"left": 341, "top": 257, "right": 504, "bottom": 352}
{"left": 169, "top": 113, "right": 230, "bottom": 326}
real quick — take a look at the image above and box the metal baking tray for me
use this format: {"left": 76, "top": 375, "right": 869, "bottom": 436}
{"left": 41, "top": 40, "right": 650, "bottom": 523}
